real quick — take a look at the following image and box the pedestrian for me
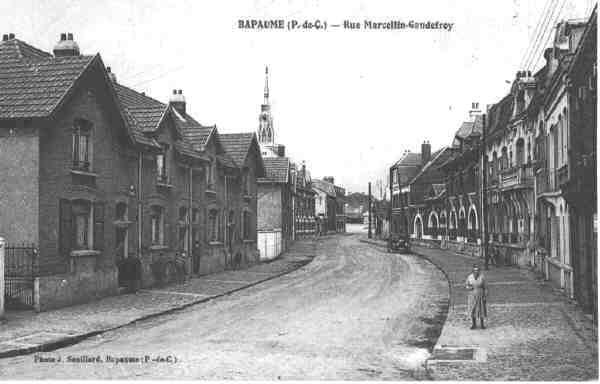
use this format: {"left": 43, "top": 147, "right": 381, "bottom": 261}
{"left": 465, "top": 263, "right": 487, "bottom": 329}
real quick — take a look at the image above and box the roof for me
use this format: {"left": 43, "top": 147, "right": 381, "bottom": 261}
{"left": 258, "top": 157, "right": 290, "bottom": 183}
{"left": 114, "top": 83, "right": 168, "bottom": 133}
{"left": 0, "top": 38, "right": 96, "bottom": 119}
{"left": 171, "top": 108, "right": 215, "bottom": 150}
{"left": 455, "top": 115, "right": 483, "bottom": 140}
{"left": 486, "top": 94, "right": 514, "bottom": 139}
{"left": 393, "top": 152, "right": 422, "bottom": 168}
{"left": 312, "top": 178, "right": 336, "bottom": 197}
{"left": 217, "top": 153, "right": 237, "bottom": 168}
{"left": 219, "top": 133, "right": 255, "bottom": 166}
{"left": 407, "top": 147, "right": 453, "bottom": 186}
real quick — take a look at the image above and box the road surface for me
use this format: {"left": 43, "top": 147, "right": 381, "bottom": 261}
{"left": 0, "top": 235, "right": 449, "bottom": 380}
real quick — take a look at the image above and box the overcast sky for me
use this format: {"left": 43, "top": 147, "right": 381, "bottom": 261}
{"left": 1, "top": 0, "right": 593, "bottom": 194}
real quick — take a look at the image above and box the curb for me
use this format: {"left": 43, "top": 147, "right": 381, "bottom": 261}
{"left": 0, "top": 250, "right": 316, "bottom": 360}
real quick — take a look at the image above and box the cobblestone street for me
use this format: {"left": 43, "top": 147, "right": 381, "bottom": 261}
{"left": 0, "top": 235, "right": 448, "bottom": 379}
{"left": 362, "top": 237, "right": 598, "bottom": 381}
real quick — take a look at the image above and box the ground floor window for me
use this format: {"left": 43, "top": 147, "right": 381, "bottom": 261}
{"left": 243, "top": 211, "right": 252, "bottom": 239}
{"left": 72, "top": 200, "right": 92, "bottom": 250}
{"left": 208, "top": 209, "right": 220, "bottom": 242}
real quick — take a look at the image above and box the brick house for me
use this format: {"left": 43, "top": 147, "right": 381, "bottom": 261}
{"left": 0, "top": 33, "right": 263, "bottom": 310}
{"left": 291, "top": 161, "right": 316, "bottom": 239}
{"left": 312, "top": 178, "right": 337, "bottom": 233}
{"left": 257, "top": 157, "right": 293, "bottom": 260}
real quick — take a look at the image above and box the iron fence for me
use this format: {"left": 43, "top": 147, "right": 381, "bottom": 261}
{"left": 4, "top": 243, "right": 38, "bottom": 309}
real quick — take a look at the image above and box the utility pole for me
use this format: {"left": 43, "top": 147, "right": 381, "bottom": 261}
{"left": 368, "top": 182, "right": 372, "bottom": 239}
{"left": 481, "top": 113, "right": 489, "bottom": 270}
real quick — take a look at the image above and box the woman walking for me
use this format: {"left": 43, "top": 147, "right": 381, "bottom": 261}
{"left": 466, "top": 264, "right": 487, "bottom": 329}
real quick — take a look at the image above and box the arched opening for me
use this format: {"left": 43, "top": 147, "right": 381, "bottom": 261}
{"left": 458, "top": 208, "right": 467, "bottom": 240}
{"left": 468, "top": 206, "right": 478, "bottom": 243}
{"left": 501, "top": 146, "right": 508, "bottom": 170}
{"left": 428, "top": 211, "right": 439, "bottom": 239}
{"left": 449, "top": 211, "right": 457, "bottom": 240}
{"left": 414, "top": 215, "right": 423, "bottom": 239}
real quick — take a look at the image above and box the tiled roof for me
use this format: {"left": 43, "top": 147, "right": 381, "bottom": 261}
{"left": 0, "top": 38, "right": 96, "bottom": 119}
{"left": 312, "top": 178, "right": 336, "bottom": 197}
{"left": 217, "top": 153, "right": 237, "bottom": 168}
{"left": 455, "top": 115, "right": 483, "bottom": 140}
{"left": 408, "top": 147, "right": 452, "bottom": 185}
{"left": 487, "top": 94, "right": 514, "bottom": 137}
{"left": 258, "top": 157, "right": 290, "bottom": 183}
{"left": 174, "top": 140, "right": 206, "bottom": 160}
{"left": 219, "top": 133, "right": 255, "bottom": 166}
{"left": 171, "top": 108, "right": 215, "bottom": 150}
{"left": 393, "top": 152, "right": 421, "bottom": 167}
{"left": 114, "top": 83, "right": 168, "bottom": 133}
{"left": 0, "top": 38, "right": 53, "bottom": 62}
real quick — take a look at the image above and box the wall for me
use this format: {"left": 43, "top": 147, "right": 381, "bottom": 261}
{"left": 258, "top": 184, "right": 282, "bottom": 230}
{"left": 257, "top": 230, "right": 282, "bottom": 261}
{"left": 0, "top": 127, "right": 39, "bottom": 245}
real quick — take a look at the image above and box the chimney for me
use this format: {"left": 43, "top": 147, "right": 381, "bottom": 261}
{"left": 169, "top": 89, "right": 186, "bottom": 115}
{"left": 469, "top": 101, "right": 482, "bottom": 121}
{"left": 421, "top": 140, "right": 431, "bottom": 165}
{"left": 53, "top": 32, "right": 80, "bottom": 57}
{"left": 2, "top": 34, "right": 8, "bottom": 41}
{"left": 323, "top": 176, "right": 335, "bottom": 185}
{"left": 106, "top": 66, "right": 117, "bottom": 83}
{"left": 277, "top": 144, "right": 285, "bottom": 157}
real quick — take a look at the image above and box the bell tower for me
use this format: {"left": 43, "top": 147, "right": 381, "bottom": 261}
{"left": 258, "top": 66, "right": 274, "bottom": 147}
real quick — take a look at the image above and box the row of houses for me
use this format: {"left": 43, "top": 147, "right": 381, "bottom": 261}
{"left": 253, "top": 67, "right": 347, "bottom": 259}
{"left": 390, "top": 9, "right": 597, "bottom": 317}
{"left": 0, "top": 33, "right": 345, "bottom": 311}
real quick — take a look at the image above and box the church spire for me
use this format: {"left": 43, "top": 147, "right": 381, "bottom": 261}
{"left": 263, "top": 65, "right": 269, "bottom": 105}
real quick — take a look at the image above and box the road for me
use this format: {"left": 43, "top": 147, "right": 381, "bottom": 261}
{"left": 0, "top": 235, "right": 449, "bottom": 380}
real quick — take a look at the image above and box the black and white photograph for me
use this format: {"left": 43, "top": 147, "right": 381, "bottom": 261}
{"left": 0, "top": 0, "right": 597, "bottom": 380}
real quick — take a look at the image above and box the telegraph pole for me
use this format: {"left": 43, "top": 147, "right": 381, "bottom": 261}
{"left": 481, "top": 113, "right": 489, "bottom": 270}
{"left": 368, "top": 182, "right": 372, "bottom": 239}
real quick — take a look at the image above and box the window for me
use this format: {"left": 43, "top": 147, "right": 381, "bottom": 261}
{"left": 156, "top": 145, "right": 168, "bottom": 183}
{"left": 208, "top": 209, "right": 219, "bottom": 242}
{"left": 59, "top": 199, "right": 105, "bottom": 254}
{"left": 73, "top": 200, "right": 92, "bottom": 250}
{"left": 206, "top": 161, "right": 216, "bottom": 190}
{"left": 150, "top": 206, "right": 165, "bottom": 245}
{"left": 72, "top": 119, "right": 92, "bottom": 171}
{"left": 192, "top": 208, "right": 200, "bottom": 224}
{"left": 115, "top": 202, "right": 127, "bottom": 221}
{"left": 179, "top": 207, "right": 188, "bottom": 223}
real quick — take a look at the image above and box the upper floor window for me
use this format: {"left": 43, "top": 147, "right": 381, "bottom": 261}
{"left": 242, "top": 210, "right": 252, "bottom": 240}
{"left": 150, "top": 205, "right": 165, "bottom": 245}
{"left": 156, "top": 144, "right": 168, "bottom": 183}
{"left": 206, "top": 160, "right": 216, "bottom": 190}
{"left": 208, "top": 208, "right": 220, "bottom": 242}
{"left": 72, "top": 119, "right": 92, "bottom": 171}
{"left": 115, "top": 202, "right": 128, "bottom": 221}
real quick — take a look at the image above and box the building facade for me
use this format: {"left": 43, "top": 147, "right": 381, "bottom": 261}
{"left": 0, "top": 33, "right": 263, "bottom": 311}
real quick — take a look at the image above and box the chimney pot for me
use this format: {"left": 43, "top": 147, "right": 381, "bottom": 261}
{"left": 60, "top": 33, "right": 67, "bottom": 41}
{"left": 173, "top": 89, "right": 177, "bottom": 94}
{"left": 8, "top": 33, "right": 14, "bottom": 39}
{"left": 107, "top": 66, "right": 111, "bottom": 73}
{"left": 67, "top": 33, "right": 73, "bottom": 40}
{"left": 2, "top": 34, "right": 8, "bottom": 41}
{"left": 178, "top": 89, "right": 182, "bottom": 94}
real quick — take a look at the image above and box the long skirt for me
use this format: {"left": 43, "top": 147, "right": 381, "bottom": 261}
{"left": 467, "top": 289, "right": 487, "bottom": 319}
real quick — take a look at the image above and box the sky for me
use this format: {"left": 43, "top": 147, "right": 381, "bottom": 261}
{"left": 1, "top": 0, "right": 594, "bottom": 194}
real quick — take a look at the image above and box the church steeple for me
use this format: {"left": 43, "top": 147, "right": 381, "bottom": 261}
{"left": 258, "top": 65, "right": 274, "bottom": 146}
{"left": 264, "top": 66, "right": 269, "bottom": 105}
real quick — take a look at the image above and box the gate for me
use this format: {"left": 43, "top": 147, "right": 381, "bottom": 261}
{"left": 4, "top": 243, "right": 38, "bottom": 309}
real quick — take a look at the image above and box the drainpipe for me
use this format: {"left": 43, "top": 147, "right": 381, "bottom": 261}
{"left": 137, "top": 152, "right": 143, "bottom": 258}
{"left": 188, "top": 165, "right": 193, "bottom": 261}
{"left": 0, "top": 237, "right": 4, "bottom": 319}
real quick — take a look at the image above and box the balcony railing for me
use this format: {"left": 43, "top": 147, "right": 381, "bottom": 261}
{"left": 536, "top": 168, "right": 561, "bottom": 195}
{"left": 557, "top": 164, "right": 569, "bottom": 187}
{"left": 500, "top": 165, "right": 534, "bottom": 190}
{"left": 72, "top": 160, "right": 91, "bottom": 172}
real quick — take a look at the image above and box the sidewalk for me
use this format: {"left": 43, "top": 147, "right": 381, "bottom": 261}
{"left": 0, "top": 240, "right": 316, "bottom": 359}
{"left": 360, "top": 237, "right": 598, "bottom": 381}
